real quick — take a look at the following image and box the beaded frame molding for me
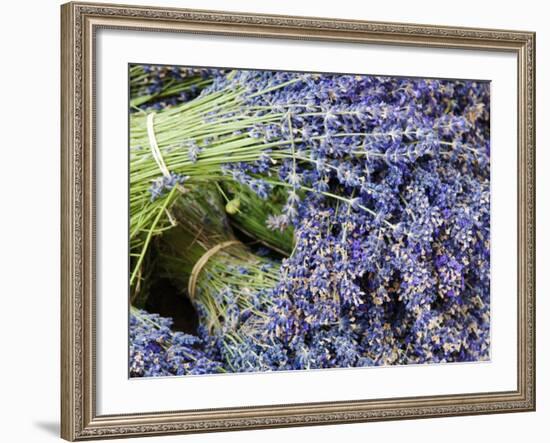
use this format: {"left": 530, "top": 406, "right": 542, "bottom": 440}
{"left": 60, "top": 2, "right": 536, "bottom": 440}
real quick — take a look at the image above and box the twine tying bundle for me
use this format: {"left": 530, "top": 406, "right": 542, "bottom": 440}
{"left": 147, "top": 112, "right": 187, "bottom": 194}
{"left": 147, "top": 113, "right": 171, "bottom": 177}
{"left": 187, "top": 240, "right": 241, "bottom": 300}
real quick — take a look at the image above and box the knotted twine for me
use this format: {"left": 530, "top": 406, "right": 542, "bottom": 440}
{"left": 146, "top": 112, "right": 188, "bottom": 195}
{"left": 187, "top": 240, "right": 242, "bottom": 301}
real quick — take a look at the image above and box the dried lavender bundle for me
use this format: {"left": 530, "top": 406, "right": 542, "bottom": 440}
{"left": 153, "top": 186, "right": 286, "bottom": 371}
{"left": 129, "top": 306, "right": 224, "bottom": 377}
{"left": 129, "top": 64, "right": 220, "bottom": 111}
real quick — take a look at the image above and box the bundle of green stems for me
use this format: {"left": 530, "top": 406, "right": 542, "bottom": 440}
{"left": 156, "top": 186, "right": 280, "bottom": 335}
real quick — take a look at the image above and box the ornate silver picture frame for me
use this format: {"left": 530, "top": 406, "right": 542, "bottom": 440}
{"left": 61, "top": 2, "right": 535, "bottom": 440}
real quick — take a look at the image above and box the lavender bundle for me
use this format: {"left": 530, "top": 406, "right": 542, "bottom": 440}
{"left": 155, "top": 186, "right": 288, "bottom": 372}
{"left": 129, "top": 306, "right": 224, "bottom": 376}
{"left": 155, "top": 187, "right": 276, "bottom": 326}
{"left": 129, "top": 71, "right": 366, "bottom": 295}
{"left": 130, "top": 64, "right": 219, "bottom": 111}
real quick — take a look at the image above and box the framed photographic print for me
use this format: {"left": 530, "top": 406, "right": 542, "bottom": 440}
{"left": 60, "top": 1, "right": 536, "bottom": 440}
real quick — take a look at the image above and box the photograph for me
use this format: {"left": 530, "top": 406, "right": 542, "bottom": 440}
{"left": 128, "top": 64, "right": 491, "bottom": 377}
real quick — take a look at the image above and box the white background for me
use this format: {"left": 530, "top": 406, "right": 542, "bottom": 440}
{"left": 0, "top": 0, "right": 547, "bottom": 442}
{"left": 97, "top": 29, "right": 517, "bottom": 414}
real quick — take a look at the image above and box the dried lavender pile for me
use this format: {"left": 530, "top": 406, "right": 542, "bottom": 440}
{"left": 129, "top": 65, "right": 490, "bottom": 377}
